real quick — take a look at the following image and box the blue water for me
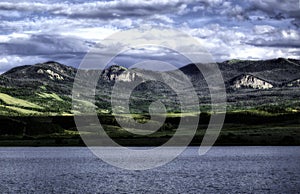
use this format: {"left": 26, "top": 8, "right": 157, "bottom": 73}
{"left": 0, "top": 147, "right": 299, "bottom": 193}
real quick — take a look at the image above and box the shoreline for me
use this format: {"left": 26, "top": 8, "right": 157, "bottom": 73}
{"left": 0, "top": 138, "right": 299, "bottom": 147}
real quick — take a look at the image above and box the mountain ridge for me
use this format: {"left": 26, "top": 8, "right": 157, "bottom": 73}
{"left": 0, "top": 58, "right": 299, "bottom": 115}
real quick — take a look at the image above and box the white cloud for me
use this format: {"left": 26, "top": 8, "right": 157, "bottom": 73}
{"left": 0, "top": 55, "right": 24, "bottom": 73}
{"left": 60, "top": 27, "right": 118, "bottom": 41}
{"left": 0, "top": 57, "right": 8, "bottom": 63}
{"left": 179, "top": 22, "right": 299, "bottom": 62}
{"left": 150, "top": 15, "right": 174, "bottom": 24}
{"left": 253, "top": 25, "right": 276, "bottom": 34}
{"left": 281, "top": 29, "right": 299, "bottom": 40}
{"left": 0, "top": 35, "right": 10, "bottom": 43}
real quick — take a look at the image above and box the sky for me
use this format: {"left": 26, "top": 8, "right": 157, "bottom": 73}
{"left": 0, "top": 0, "right": 299, "bottom": 72}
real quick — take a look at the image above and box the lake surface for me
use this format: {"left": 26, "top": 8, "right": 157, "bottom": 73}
{"left": 0, "top": 146, "right": 299, "bottom": 193}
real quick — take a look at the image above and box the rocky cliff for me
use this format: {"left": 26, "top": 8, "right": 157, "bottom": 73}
{"left": 232, "top": 74, "right": 273, "bottom": 89}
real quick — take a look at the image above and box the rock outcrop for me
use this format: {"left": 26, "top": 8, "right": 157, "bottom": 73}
{"left": 232, "top": 74, "right": 273, "bottom": 89}
{"left": 287, "top": 79, "right": 300, "bottom": 87}
{"left": 101, "top": 65, "right": 136, "bottom": 82}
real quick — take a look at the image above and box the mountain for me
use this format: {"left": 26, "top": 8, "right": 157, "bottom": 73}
{"left": 216, "top": 58, "right": 300, "bottom": 84}
{"left": 0, "top": 61, "right": 77, "bottom": 95}
{"left": 0, "top": 58, "right": 299, "bottom": 115}
{"left": 3, "top": 61, "right": 76, "bottom": 81}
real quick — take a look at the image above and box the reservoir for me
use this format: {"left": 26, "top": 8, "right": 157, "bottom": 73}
{"left": 0, "top": 146, "right": 299, "bottom": 193}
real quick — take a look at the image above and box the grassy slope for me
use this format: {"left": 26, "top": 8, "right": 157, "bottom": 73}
{"left": 0, "top": 88, "right": 73, "bottom": 115}
{"left": 0, "top": 93, "right": 43, "bottom": 109}
{"left": 0, "top": 105, "right": 41, "bottom": 115}
{"left": 37, "top": 92, "right": 64, "bottom": 102}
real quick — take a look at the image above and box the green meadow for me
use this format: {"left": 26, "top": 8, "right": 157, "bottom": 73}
{"left": 0, "top": 111, "right": 299, "bottom": 146}
{"left": 0, "top": 89, "right": 299, "bottom": 146}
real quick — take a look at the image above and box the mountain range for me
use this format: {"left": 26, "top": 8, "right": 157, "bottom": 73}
{"left": 0, "top": 58, "right": 299, "bottom": 115}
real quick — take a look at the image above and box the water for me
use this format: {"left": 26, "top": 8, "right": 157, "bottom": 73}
{"left": 0, "top": 147, "right": 299, "bottom": 193}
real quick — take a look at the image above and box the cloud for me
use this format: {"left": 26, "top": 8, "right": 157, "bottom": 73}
{"left": 245, "top": 0, "right": 300, "bottom": 27}
{"left": 246, "top": 29, "right": 300, "bottom": 48}
{"left": 0, "top": 34, "right": 91, "bottom": 56}
{"left": 253, "top": 25, "right": 276, "bottom": 34}
{"left": 0, "top": 33, "right": 92, "bottom": 71}
{"left": 109, "top": 46, "right": 190, "bottom": 70}
{"left": 0, "top": 55, "right": 40, "bottom": 73}
{"left": 180, "top": 22, "right": 300, "bottom": 61}
{"left": 247, "top": 39, "right": 300, "bottom": 48}
{"left": 0, "top": 0, "right": 189, "bottom": 20}
{"left": 0, "top": 0, "right": 299, "bottom": 72}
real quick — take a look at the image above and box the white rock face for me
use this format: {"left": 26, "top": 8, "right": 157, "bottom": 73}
{"left": 233, "top": 74, "right": 273, "bottom": 89}
{"left": 116, "top": 71, "right": 136, "bottom": 82}
{"left": 37, "top": 69, "right": 44, "bottom": 74}
{"left": 45, "top": 69, "right": 64, "bottom": 80}
{"left": 287, "top": 79, "right": 300, "bottom": 87}
{"left": 102, "top": 65, "right": 136, "bottom": 82}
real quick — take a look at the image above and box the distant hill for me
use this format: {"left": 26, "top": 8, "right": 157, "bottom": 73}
{"left": 3, "top": 61, "right": 77, "bottom": 81}
{"left": 0, "top": 58, "right": 299, "bottom": 115}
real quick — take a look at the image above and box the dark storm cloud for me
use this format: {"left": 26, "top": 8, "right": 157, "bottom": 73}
{"left": 246, "top": 0, "right": 300, "bottom": 27}
{"left": 0, "top": 1, "right": 187, "bottom": 20}
{"left": 0, "top": 34, "right": 92, "bottom": 56}
{"left": 246, "top": 27, "right": 300, "bottom": 48}
{"left": 247, "top": 38, "right": 300, "bottom": 48}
